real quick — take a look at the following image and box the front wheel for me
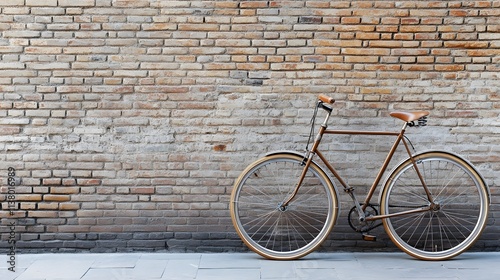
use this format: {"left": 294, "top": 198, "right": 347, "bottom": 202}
{"left": 230, "top": 153, "right": 338, "bottom": 260}
{"left": 380, "top": 151, "right": 489, "bottom": 260}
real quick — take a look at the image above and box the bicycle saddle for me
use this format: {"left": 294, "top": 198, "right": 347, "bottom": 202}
{"left": 390, "top": 111, "right": 429, "bottom": 122}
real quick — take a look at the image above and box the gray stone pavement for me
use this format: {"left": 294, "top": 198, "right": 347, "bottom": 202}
{"left": 1, "top": 252, "right": 499, "bottom": 280}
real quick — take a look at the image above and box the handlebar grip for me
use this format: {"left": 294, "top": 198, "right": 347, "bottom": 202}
{"left": 318, "top": 94, "right": 335, "bottom": 104}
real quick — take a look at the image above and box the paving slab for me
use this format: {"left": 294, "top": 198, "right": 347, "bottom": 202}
{"left": 195, "top": 268, "right": 261, "bottom": 280}
{"left": 259, "top": 260, "right": 297, "bottom": 279}
{"left": 90, "top": 253, "right": 141, "bottom": 268}
{"left": 2, "top": 252, "right": 499, "bottom": 280}
{"left": 81, "top": 268, "right": 135, "bottom": 280}
{"left": 294, "top": 252, "right": 358, "bottom": 269}
{"left": 132, "top": 259, "right": 168, "bottom": 278}
{"left": 15, "top": 259, "right": 94, "bottom": 280}
{"left": 0, "top": 268, "right": 25, "bottom": 280}
{"left": 1, "top": 254, "right": 40, "bottom": 270}
{"left": 139, "top": 253, "right": 201, "bottom": 261}
{"left": 160, "top": 258, "right": 200, "bottom": 279}
{"left": 81, "top": 259, "right": 169, "bottom": 280}
{"left": 295, "top": 268, "right": 339, "bottom": 280}
{"left": 199, "top": 253, "right": 260, "bottom": 269}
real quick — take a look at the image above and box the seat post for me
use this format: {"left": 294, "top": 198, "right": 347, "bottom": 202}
{"left": 401, "top": 122, "right": 408, "bottom": 132}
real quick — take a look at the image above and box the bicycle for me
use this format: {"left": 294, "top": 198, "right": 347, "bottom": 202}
{"left": 230, "top": 94, "right": 490, "bottom": 261}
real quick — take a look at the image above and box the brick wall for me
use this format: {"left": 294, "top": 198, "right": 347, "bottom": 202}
{"left": 0, "top": 0, "right": 499, "bottom": 253}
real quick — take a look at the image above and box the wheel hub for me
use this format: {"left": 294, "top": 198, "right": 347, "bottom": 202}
{"left": 277, "top": 203, "right": 288, "bottom": 212}
{"left": 431, "top": 202, "right": 441, "bottom": 212}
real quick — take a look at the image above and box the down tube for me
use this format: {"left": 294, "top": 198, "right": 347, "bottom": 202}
{"left": 317, "top": 130, "right": 406, "bottom": 210}
{"left": 315, "top": 149, "right": 350, "bottom": 191}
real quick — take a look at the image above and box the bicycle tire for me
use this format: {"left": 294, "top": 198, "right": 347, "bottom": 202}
{"left": 230, "top": 153, "right": 338, "bottom": 260}
{"left": 380, "top": 151, "right": 489, "bottom": 260}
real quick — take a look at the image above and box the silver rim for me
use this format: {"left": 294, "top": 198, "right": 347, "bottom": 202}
{"left": 382, "top": 153, "right": 488, "bottom": 260}
{"left": 231, "top": 155, "right": 337, "bottom": 260}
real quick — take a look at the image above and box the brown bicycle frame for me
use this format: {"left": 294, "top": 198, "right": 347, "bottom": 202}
{"left": 281, "top": 105, "right": 436, "bottom": 222}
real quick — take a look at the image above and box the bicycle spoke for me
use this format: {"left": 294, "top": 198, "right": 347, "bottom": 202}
{"left": 245, "top": 211, "right": 278, "bottom": 237}
{"left": 381, "top": 152, "right": 488, "bottom": 260}
{"left": 439, "top": 186, "right": 477, "bottom": 206}
{"left": 400, "top": 213, "right": 427, "bottom": 245}
{"left": 440, "top": 210, "right": 475, "bottom": 233}
{"left": 242, "top": 210, "right": 277, "bottom": 230}
{"left": 440, "top": 209, "right": 479, "bottom": 220}
{"left": 230, "top": 154, "right": 337, "bottom": 259}
{"left": 287, "top": 211, "right": 323, "bottom": 237}
{"left": 436, "top": 213, "right": 464, "bottom": 249}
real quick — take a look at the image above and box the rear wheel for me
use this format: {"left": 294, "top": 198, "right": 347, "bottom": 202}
{"left": 381, "top": 152, "right": 489, "bottom": 260}
{"left": 230, "top": 153, "right": 338, "bottom": 260}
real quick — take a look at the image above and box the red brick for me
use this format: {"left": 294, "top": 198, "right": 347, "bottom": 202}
{"left": 401, "top": 18, "right": 420, "bottom": 25}
{"left": 236, "top": 63, "right": 270, "bottom": 70}
{"left": 240, "top": 1, "right": 268, "bottom": 8}
{"left": 468, "top": 49, "right": 498, "bottom": 57}
{"left": 341, "top": 17, "right": 361, "bottom": 24}
{"left": 44, "top": 195, "right": 71, "bottom": 202}
{"left": 77, "top": 179, "right": 102, "bottom": 186}
{"left": 394, "top": 33, "right": 414, "bottom": 40}
{"left": 16, "top": 194, "right": 43, "bottom": 201}
{"left": 434, "top": 64, "right": 465, "bottom": 71}
{"left": 42, "top": 178, "right": 62, "bottom": 185}
{"left": 444, "top": 41, "right": 489, "bottom": 49}
{"left": 400, "top": 25, "right": 437, "bottom": 33}
{"left": 316, "top": 63, "right": 352, "bottom": 70}
{"left": 404, "top": 65, "right": 434, "bottom": 71}
{"left": 51, "top": 186, "right": 80, "bottom": 194}
{"left": 369, "top": 41, "right": 403, "bottom": 48}
{"left": 28, "top": 211, "right": 58, "bottom": 218}
{"left": 360, "top": 87, "right": 392, "bottom": 94}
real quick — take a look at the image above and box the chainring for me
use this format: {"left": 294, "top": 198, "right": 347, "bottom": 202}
{"left": 348, "top": 204, "right": 379, "bottom": 233}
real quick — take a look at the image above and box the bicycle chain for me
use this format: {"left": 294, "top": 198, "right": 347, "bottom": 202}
{"left": 348, "top": 204, "right": 382, "bottom": 233}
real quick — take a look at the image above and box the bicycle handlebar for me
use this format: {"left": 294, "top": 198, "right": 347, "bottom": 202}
{"left": 319, "top": 94, "right": 335, "bottom": 104}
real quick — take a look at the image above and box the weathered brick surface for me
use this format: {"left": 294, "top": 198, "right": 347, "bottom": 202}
{"left": 0, "top": 1, "right": 499, "bottom": 253}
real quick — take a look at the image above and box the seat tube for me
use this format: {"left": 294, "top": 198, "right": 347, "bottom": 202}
{"left": 362, "top": 128, "right": 405, "bottom": 211}
{"left": 401, "top": 137, "right": 435, "bottom": 204}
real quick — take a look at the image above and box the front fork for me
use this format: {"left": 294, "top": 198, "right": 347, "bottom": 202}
{"left": 280, "top": 126, "right": 325, "bottom": 208}
{"left": 280, "top": 102, "right": 332, "bottom": 208}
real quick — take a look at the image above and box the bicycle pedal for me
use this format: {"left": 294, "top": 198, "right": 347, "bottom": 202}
{"left": 362, "top": 233, "right": 377, "bottom": 242}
